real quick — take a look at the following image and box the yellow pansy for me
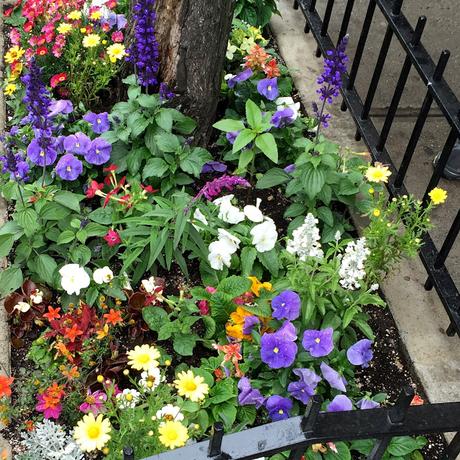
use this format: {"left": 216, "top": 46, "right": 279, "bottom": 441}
{"left": 4, "top": 83, "right": 17, "bottom": 96}
{"left": 4, "top": 46, "right": 25, "bottom": 64}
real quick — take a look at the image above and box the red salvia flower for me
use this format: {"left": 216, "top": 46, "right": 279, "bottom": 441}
{"left": 104, "top": 229, "right": 122, "bottom": 247}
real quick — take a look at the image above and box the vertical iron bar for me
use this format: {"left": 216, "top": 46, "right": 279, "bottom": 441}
{"left": 410, "top": 16, "right": 426, "bottom": 47}
{"left": 208, "top": 422, "right": 225, "bottom": 457}
{"left": 309, "top": 0, "right": 317, "bottom": 13}
{"left": 367, "top": 438, "right": 391, "bottom": 460}
{"left": 392, "top": 0, "right": 404, "bottom": 15}
{"left": 123, "top": 446, "right": 134, "bottom": 460}
{"left": 422, "top": 126, "right": 458, "bottom": 205}
{"left": 341, "top": 0, "right": 377, "bottom": 111}
{"left": 316, "top": 0, "right": 335, "bottom": 57}
{"left": 338, "top": 0, "right": 355, "bottom": 44}
{"left": 293, "top": 0, "right": 299, "bottom": 10}
{"left": 445, "top": 432, "right": 460, "bottom": 460}
{"left": 445, "top": 323, "right": 456, "bottom": 337}
{"left": 393, "top": 50, "right": 450, "bottom": 188}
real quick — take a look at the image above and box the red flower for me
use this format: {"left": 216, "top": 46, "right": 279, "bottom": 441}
{"left": 111, "top": 31, "right": 124, "bottom": 43}
{"left": 104, "top": 229, "right": 121, "bottom": 247}
{"left": 198, "top": 300, "right": 209, "bottom": 315}
{"left": 0, "top": 375, "right": 14, "bottom": 398}
{"left": 102, "top": 23, "right": 110, "bottom": 32}
{"left": 411, "top": 395, "right": 424, "bottom": 406}
{"left": 103, "top": 164, "right": 118, "bottom": 173}
{"left": 36, "top": 46, "right": 48, "bottom": 56}
{"left": 43, "top": 306, "right": 61, "bottom": 322}
{"left": 103, "top": 309, "right": 123, "bottom": 326}
{"left": 86, "top": 180, "right": 104, "bottom": 198}
{"left": 64, "top": 324, "right": 83, "bottom": 342}
{"left": 3, "top": 0, "right": 21, "bottom": 17}
{"left": 141, "top": 184, "right": 157, "bottom": 194}
{"left": 263, "top": 59, "right": 281, "bottom": 78}
{"left": 50, "top": 72, "right": 67, "bottom": 88}
{"left": 24, "top": 21, "right": 33, "bottom": 33}
{"left": 106, "top": 0, "right": 118, "bottom": 8}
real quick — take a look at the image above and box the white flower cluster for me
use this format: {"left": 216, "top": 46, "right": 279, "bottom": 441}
{"left": 339, "top": 237, "right": 370, "bottom": 290}
{"left": 286, "top": 213, "right": 324, "bottom": 260}
{"left": 59, "top": 264, "right": 114, "bottom": 295}
{"left": 208, "top": 196, "right": 278, "bottom": 270}
{"left": 20, "top": 419, "right": 83, "bottom": 460}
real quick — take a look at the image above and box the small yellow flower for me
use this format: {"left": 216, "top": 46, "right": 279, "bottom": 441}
{"left": 80, "top": 27, "right": 87, "bottom": 33}
{"left": 83, "top": 34, "right": 101, "bottom": 48}
{"left": 90, "top": 10, "right": 102, "bottom": 20}
{"left": 4, "top": 83, "right": 17, "bottom": 96}
{"left": 428, "top": 187, "right": 447, "bottom": 205}
{"left": 68, "top": 10, "right": 82, "bottom": 20}
{"left": 107, "top": 43, "right": 126, "bottom": 61}
{"left": 248, "top": 276, "right": 272, "bottom": 296}
{"left": 165, "top": 359, "right": 171, "bottom": 366}
{"left": 74, "top": 413, "right": 111, "bottom": 452}
{"left": 365, "top": 162, "right": 392, "bottom": 183}
{"left": 372, "top": 209, "right": 381, "bottom": 217}
{"left": 102, "top": 39, "right": 107, "bottom": 45}
{"left": 368, "top": 187, "right": 374, "bottom": 194}
{"left": 97, "top": 375, "right": 104, "bottom": 383}
{"left": 127, "top": 344, "right": 160, "bottom": 371}
{"left": 102, "top": 447, "right": 110, "bottom": 455}
{"left": 57, "top": 23, "right": 72, "bottom": 35}
{"left": 174, "top": 370, "right": 209, "bottom": 402}
{"left": 4, "top": 46, "right": 25, "bottom": 64}
{"left": 158, "top": 421, "right": 189, "bottom": 449}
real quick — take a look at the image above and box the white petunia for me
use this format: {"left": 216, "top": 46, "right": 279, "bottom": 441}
{"left": 208, "top": 241, "right": 233, "bottom": 270}
{"left": 156, "top": 404, "right": 184, "bottom": 423}
{"left": 217, "top": 229, "right": 241, "bottom": 254}
{"left": 141, "top": 276, "right": 163, "bottom": 294}
{"left": 276, "top": 97, "right": 301, "bottom": 121}
{"left": 250, "top": 220, "right": 278, "bottom": 253}
{"left": 92, "top": 266, "right": 114, "bottom": 284}
{"left": 59, "top": 264, "right": 90, "bottom": 296}
{"left": 13, "top": 301, "right": 30, "bottom": 313}
{"left": 213, "top": 195, "right": 245, "bottom": 224}
{"left": 244, "top": 198, "right": 264, "bottom": 223}
{"left": 192, "top": 208, "right": 209, "bottom": 231}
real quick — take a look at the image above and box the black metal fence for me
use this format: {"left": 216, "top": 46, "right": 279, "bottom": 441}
{"left": 126, "top": 386, "right": 460, "bottom": 460}
{"left": 293, "top": 0, "right": 460, "bottom": 337}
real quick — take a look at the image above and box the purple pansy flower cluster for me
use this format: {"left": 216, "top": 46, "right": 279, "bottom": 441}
{"left": 127, "top": 0, "right": 160, "bottom": 87}
{"left": 260, "top": 321, "right": 298, "bottom": 369}
{"left": 288, "top": 368, "right": 321, "bottom": 404}
{"left": 237, "top": 378, "right": 265, "bottom": 408}
{"left": 83, "top": 112, "right": 110, "bottom": 134}
{"left": 227, "top": 68, "right": 253, "bottom": 89}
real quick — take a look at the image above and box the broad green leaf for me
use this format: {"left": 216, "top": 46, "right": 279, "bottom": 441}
{"left": 16, "top": 208, "right": 40, "bottom": 236}
{"left": 143, "top": 307, "right": 169, "bottom": 332}
{"left": 238, "top": 149, "right": 254, "bottom": 171}
{"left": 213, "top": 118, "right": 245, "bottom": 133}
{"left": 138, "top": 93, "right": 159, "bottom": 108}
{"left": 173, "top": 334, "right": 197, "bottom": 356}
{"left": 0, "top": 234, "right": 14, "bottom": 258}
{"left": 245, "top": 99, "right": 262, "bottom": 129}
{"left": 240, "top": 247, "right": 257, "bottom": 276}
{"left": 255, "top": 132, "right": 278, "bottom": 163}
{"left": 57, "top": 230, "right": 76, "bottom": 245}
{"left": 302, "top": 165, "right": 326, "bottom": 200}
{"left": 54, "top": 191, "right": 83, "bottom": 212}
{"left": 36, "top": 254, "right": 57, "bottom": 285}
{"left": 233, "top": 129, "right": 256, "bottom": 153}
{"left": 342, "top": 306, "right": 359, "bottom": 328}
{"left": 218, "top": 276, "right": 251, "bottom": 298}
{"left": 143, "top": 157, "right": 169, "bottom": 180}
{"left": 256, "top": 167, "right": 290, "bottom": 189}
{"left": 317, "top": 206, "right": 334, "bottom": 227}
{"left": 155, "top": 133, "right": 181, "bottom": 152}
{"left": 88, "top": 207, "right": 113, "bottom": 225}
{"left": 155, "top": 110, "right": 173, "bottom": 132}
{"left": 257, "top": 249, "right": 279, "bottom": 277}
{"left": 0, "top": 267, "right": 23, "bottom": 296}
{"left": 39, "top": 202, "right": 72, "bottom": 220}
{"left": 70, "top": 245, "right": 92, "bottom": 266}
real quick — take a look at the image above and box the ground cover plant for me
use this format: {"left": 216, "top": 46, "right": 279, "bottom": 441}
{"left": 0, "top": 1, "right": 450, "bottom": 459}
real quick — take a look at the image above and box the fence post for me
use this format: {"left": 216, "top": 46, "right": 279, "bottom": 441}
{"left": 445, "top": 432, "right": 460, "bottom": 460}
{"left": 123, "top": 446, "right": 135, "bottom": 460}
{"left": 208, "top": 422, "right": 225, "bottom": 458}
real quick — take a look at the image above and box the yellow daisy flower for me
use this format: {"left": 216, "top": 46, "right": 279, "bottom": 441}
{"left": 158, "top": 420, "right": 189, "bottom": 449}
{"left": 4, "top": 83, "right": 17, "bottom": 96}
{"left": 68, "top": 10, "right": 82, "bottom": 20}
{"left": 372, "top": 209, "right": 381, "bottom": 217}
{"left": 57, "top": 23, "right": 72, "bottom": 35}
{"left": 90, "top": 10, "right": 102, "bottom": 20}
{"left": 82, "top": 34, "right": 101, "bottom": 48}
{"left": 106, "top": 43, "right": 126, "bottom": 62}
{"left": 4, "top": 46, "right": 25, "bottom": 64}
{"left": 365, "top": 162, "right": 392, "bottom": 183}
{"left": 74, "top": 413, "right": 111, "bottom": 452}
{"left": 248, "top": 276, "right": 272, "bottom": 296}
{"left": 174, "top": 370, "right": 209, "bottom": 402}
{"left": 127, "top": 344, "right": 160, "bottom": 371}
{"left": 428, "top": 187, "right": 447, "bottom": 205}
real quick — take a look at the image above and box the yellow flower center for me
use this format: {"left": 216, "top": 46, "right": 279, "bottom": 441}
{"left": 97, "top": 119, "right": 101, "bottom": 123}
{"left": 138, "top": 353, "right": 150, "bottom": 364}
{"left": 273, "top": 347, "right": 279, "bottom": 353}
{"left": 125, "top": 394, "right": 133, "bottom": 401}
{"left": 66, "top": 166, "right": 72, "bottom": 172}
{"left": 40, "top": 151, "right": 45, "bottom": 157}
{"left": 315, "top": 338, "right": 321, "bottom": 344}
{"left": 96, "top": 149, "right": 100, "bottom": 154}
{"left": 87, "top": 424, "right": 101, "bottom": 439}
{"left": 278, "top": 409, "right": 284, "bottom": 414}
{"left": 184, "top": 380, "right": 197, "bottom": 391}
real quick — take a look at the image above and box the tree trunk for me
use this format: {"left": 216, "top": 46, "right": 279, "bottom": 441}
{"left": 154, "top": 0, "right": 235, "bottom": 145}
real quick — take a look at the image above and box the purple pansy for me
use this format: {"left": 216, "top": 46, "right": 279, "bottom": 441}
{"left": 302, "top": 328, "right": 334, "bottom": 357}
{"left": 271, "top": 290, "right": 301, "bottom": 321}
{"left": 27, "top": 138, "right": 57, "bottom": 166}
{"left": 237, "top": 377, "right": 265, "bottom": 408}
{"left": 271, "top": 107, "right": 295, "bottom": 128}
{"left": 347, "top": 339, "right": 373, "bottom": 368}
{"left": 357, "top": 398, "right": 380, "bottom": 410}
{"left": 243, "top": 316, "right": 260, "bottom": 336}
{"left": 84, "top": 138, "right": 112, "bottom": 165}
{"left": 284, "top": 164, "right": 296, "bottom": 174}
{"left": 63, "top": 133, "right": 91, "bottom": 155}
{"left": 83, "top": 112, "right": 110, "bottom": 134}
{"left": 260, "top": 321, "right": 298, "bottom": 369}
{"left": 287, "top": 368, "right": 321, "bottom": 404}
{"left": 201, "top": 161, "right": 227, "bottom": 174}
{"left": 56, "top": 154, "right": 83, "bottom": 181}
{"left": 265, "top": 395, "right": 292, "bottom": 421}
{"left": 327, "top": 395, "right": 353, "bottom": 412}
{"left": 320, "top": 362, "right": 347, "bottom": 392}
{"left": 48, "top": 100, "right": 73, "bottom": 118}
{"left": 226, "top": 131, "right": 240, "bottom": 145}
{"left": 257, "top": 78, "right": 279, "bottom": 101}
{"left": 107, "top": 12, "right": 128, "bottom": 30}
{"left": 228, "top": 68, "right": 253, "bottom": 89}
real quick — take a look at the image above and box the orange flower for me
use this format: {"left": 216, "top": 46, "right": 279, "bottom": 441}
{"left": 43, "top": 306, "right": 61, "bottom": 321}
{"left": 0, "top": 375, "right": 14, "bottom": 398}
{"left": 225, "top": 307, "right": 252, "bottom": 340}
{"left": 96, "top": 324, "right": 109, "bottom": 340}
{"left": 47, "top": 382, "right": 65, "bottom": 400}
{"left": 60, "top": 365, "right": 80, "bottom": 380}
{"left": 244, "top": 44, "right": 270, "bottom": 71}
{"left": 64, "top": 324, "right": 83, "bottom": 342}
{"left": 248, "top": 276, "right": 272, "bottom": 296}
{"left": 263, "top": 58, "right": 280, "bottom": 78}
{"left": 54, "top": 341, "right": 74, "bottom": 362}
{"left": 411, "top": 395, "right": 424, "bottom": 406}
{"left": 103, "top": 308, "right": 123, "bottom": 326}
{"left": 0, "top": 448, "right": 7, "bottom": 460}
{"left": 50, "top": 72, "right": 67, "bottom": 88}
{"left": 25, "top": 420, "right": 35, "bottom": 431}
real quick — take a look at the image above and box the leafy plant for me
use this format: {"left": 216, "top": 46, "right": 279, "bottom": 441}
{"left": 234, "top": 0, "right": 280, "bottom": 27}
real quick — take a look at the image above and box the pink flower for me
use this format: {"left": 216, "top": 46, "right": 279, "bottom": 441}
{"left": 35, "top": 394, "right": 62, "bottom": 420}
{"left": 9, "top": 28, "right": 21, "bottom": 45}
{"left": 104, "top": 229, "right": 122, "bottom": 247}
{"left": 79, "top": 389, "right": 107, "bottom": 415}
{"left": 111, "top": 31, "right": 124, "bottom": 42}
{"left": 198, "top": 300, "right": 209, "bottom": 315}
{"left": 205, "top": 286, "right": 217, "bottom": 294}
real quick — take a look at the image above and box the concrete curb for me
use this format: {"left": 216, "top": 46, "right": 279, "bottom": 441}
{"left": 270, "top": 0, "right": 460, "bottom": 409}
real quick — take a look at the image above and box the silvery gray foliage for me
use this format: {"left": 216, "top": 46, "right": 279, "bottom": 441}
{"left": 18, "top": 419, "right": 83, "bottom": 460}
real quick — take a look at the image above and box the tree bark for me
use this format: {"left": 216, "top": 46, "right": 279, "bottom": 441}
{"left": 154, "top": 0, "right": 235, "bottom": 145}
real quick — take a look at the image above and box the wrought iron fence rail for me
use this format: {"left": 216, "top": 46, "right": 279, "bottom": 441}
{"left": 129, "top": 388, "right": 460, "bottom": 460}
{"left": 294, "top": 0, "right": 460, "bottom": 337}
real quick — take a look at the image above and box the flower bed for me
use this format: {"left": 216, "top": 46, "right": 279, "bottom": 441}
{"left": 0, "top": 1, "right": 449, "bottom": 459}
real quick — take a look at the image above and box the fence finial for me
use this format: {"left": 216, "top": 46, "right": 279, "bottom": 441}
{"left": 208, "top": 422, "right": 225, "bottom": 457}
{"left": 123, "top": 446, "right": 135, "bottom": 460}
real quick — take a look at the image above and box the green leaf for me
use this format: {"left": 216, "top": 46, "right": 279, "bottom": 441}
{"left": 213, "top": 402, "right": 237, "bottom": 430}
{"left": 0, "top": 267, "right": 23, "bottom": 296}
{"left": 173, "top": 113, "right": 197, "bottom": 134}
{"left": 210, "top": 379, "right": 235, "bottom": 404}
{"left": 155, "top": 110, "right": 173, "bottom": 132}
{"left": 257, "top": 248, "right": 279, "bottom": 277}
{"left": 70, "top": 245, "right": 92, "bottom": 266}
{"left": 86, "top": 287, "right": 99, "bottom": 306}
{"left": 213, "top": 119, "right": 245, "bottom": 133}
{"left": 233, "top": 129, "right": 256, "bottom": 153}
{"left": 284, "top": 202, "right": 306, "bottom": 218}
{"left": 138, "top": 93, "right": 159, "bottom": 108}
{"left": 240, "top": 247, "right": 257, "bottom": 276}
{"left": 155, "top": 133, "right": 181, "bottom": 152}
{"left": 173, "top": 334, "right": 197, "bottom": 356}
{"left": 16, "top": 208, "right": 39, "bottom": 237}
{"left": 256, "top": 168, "right": 290, "bottom": 189}
{"left": 238, "top": 149, "right": 254, "bottom": 171}
{"left": 39, "top": 202, "right": 72, "bottom": 220}
{"left": 54, "top": 191, "right": 83, "bottom": 212}
{"left": 387, "top": 437, "right": 423, "bottom": 457}
{"left": 342, "top": 306, "right": 359, "bottom": 328}
{"left": 317, "top": 206, "right": 334, "bottom": 227}
{"left": 255, "top": 132, "right": 278, "bottom": 163}
{"left": 0, "top": 234, "right": 14, "bottom": 258}
{"left": 245, "top": 99, "right": 262, "bottom": 129}
{"left": 143, "top": 158, "right": 169, "bottom": 180}
{"left": 180, "top": 147, "right": 212, "bottom": 177}
{"left": 324, "top": 442, "right": 351, "bottom": 460}
{"left": 349, "top": 439, "right": 374, "bottom": 455}
{"left": 143, "top": 307, "right": 169, "bottom": 332}
{"left": 57, "top": 230, "right": 76, "bottom": 245}
{"left": 36, "top": 254, "right": 57, "bottom": 285}
{"left": 202, "top": 316, "right": 216, "bottom": 339}
{"left": 218, "top": 276, "right": 251, "bottom": 298}
{"left": 88, "top": 207, "right": 113, "bottom": 225}
{"left": 302, "top": 165, "right": 326, "bottom": 200}
{"left": 126, "top": 147, "right": 148, "bottom": 175}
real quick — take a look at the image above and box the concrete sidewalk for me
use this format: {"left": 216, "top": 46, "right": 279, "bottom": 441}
{"left": 270, "top": 0, "right": 460, "bottom": 408}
